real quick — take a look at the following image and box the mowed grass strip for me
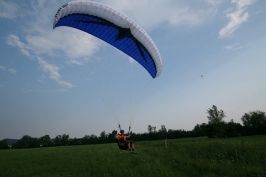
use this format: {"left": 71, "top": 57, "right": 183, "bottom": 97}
{"left": 0, "top": 136, "right": 265, "bottom": 177}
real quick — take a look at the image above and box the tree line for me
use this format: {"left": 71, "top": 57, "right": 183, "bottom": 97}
{"left": 1, "top": 105, "right": 265, "bottom": 149}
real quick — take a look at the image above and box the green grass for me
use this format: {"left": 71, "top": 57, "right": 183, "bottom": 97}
{"left": 0, "top": 136, "right": 266, "bottom": 177}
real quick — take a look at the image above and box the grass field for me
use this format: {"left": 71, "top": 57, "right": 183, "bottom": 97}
{"left": 0, "top": 136, "right": 266, "bottom": 177}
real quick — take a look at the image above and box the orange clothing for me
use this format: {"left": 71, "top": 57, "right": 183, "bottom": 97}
{"left": 116, "top": 134, "right": 128, "bottom": 141}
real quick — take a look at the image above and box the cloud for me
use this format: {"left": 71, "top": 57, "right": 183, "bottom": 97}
{"left": 99, "top": 0, "right": 221, "bottom": 31}
{"left": 53, "top": 89, "right": 67, "bottom": 92}
{"left": 6, "top": 30, "right": 100, "bottom": 64}
{"left": 6, "top": 34, "right": 31, "bottom": 58}
{"left": 223, "top": 43, "right": 250, "bottom": 50}
{"left": 0, "top": 0, "right": 18, "bottom": 19}
{"left": 25, "top": 28, "right": 100, "bottom": 62}
{"left": 219, "top": 0, "right": 256, "bottom": 38}
{"left": 37, "top": 79, "right": 44, "bottom": 83}
{"left": 0, "top": 65, "right": 17, "bottom": 75}
{"left": 8, "top": 68, "right": 17, "bottom": 75}
{"left": 204, "top": 0, "right": 223, "bottom": 5}
{"left": 4, "top": 1, "right": 100, "bottom": 88}
{"left": 37, "top": 57, "right": 74, "bottom": 88}
{"left": 5, "top": 1, "right": 101, "bottom": 62}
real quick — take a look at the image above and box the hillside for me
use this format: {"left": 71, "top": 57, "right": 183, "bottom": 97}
{"left": 2, "top": 138, "right": 18, "bottom": 145}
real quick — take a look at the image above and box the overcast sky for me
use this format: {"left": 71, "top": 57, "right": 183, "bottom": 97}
{"left": 1, "top": 0, "right": 265, "bottom": 140}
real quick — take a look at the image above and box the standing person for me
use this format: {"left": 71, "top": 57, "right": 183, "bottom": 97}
{"left": 116, "top": 130, "right": 137, "bottom": 154}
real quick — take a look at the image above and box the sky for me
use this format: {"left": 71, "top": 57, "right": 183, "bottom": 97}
{"left": 1, "top": 0, "right": 266, "bottom": 140}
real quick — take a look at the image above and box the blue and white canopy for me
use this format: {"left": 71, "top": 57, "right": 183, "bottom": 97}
{"left": 53, "top": 1, "right": 162, "bottom": 78}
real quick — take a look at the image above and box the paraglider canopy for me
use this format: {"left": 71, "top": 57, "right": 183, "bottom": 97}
{"left": 53, "top": 1, "right": 162, "bottom": 78}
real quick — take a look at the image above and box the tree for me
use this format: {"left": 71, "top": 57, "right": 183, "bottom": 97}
{"left": 82, "top": 135, "right": 91, "bottom": 144}
{"left": 107, "top": 130, "right": 117, "bottom": 143}
{"left": 89, "top": 134, "right": 98, "bottom": 144}
{"left": 61, "top": 134, "right": 69, "bottom": 145}
{"left": 99, "top": 131, "right": 107, "bottom": 143}
{"left": 13, "top": 135, "right": 39, "bottom": 148}
{"left": 69, "top": 138, "right": 81, "bottom": 145}
{"left": 148, "top": 125, "right": 152, "bottom": 133}
{"left": 206, "top": 105, "right": 227, "bottom": 138}
{"left": 0, "top": 140, "right": 8, "bottom": 149}
{"left": 54, "top": 135, "right": 62, "bottom": 146}
{"left": 39, "top": 135, "right": 52, "bottom": 147}
{"left": 158, "top": 125, "right": 167, "bottom": 139}
{"left": 147, "top": 125, "right": 156, "bottom": 133}
{"left": 159, "top": 125, "right": 167, "bottom": 132}
{"left": 192, "top": 123, "right": 208, "bottom": 137}
{"left": 225, "top": 119, "right": 243, "bottom": 137}
{"left": 207, "top": 105, "right": 226, "bottom": 124}
{"left": 54, "top": 134, "right": 69, "bottom": 146}
{"left": 241, "top": 111, "right": 266, "bottom": 135}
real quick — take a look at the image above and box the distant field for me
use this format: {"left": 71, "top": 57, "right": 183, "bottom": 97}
{"left": 0, "top": 136, "right": 265, "bottom": 177}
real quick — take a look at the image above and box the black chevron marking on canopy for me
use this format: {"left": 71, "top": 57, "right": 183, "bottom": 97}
{"left": 67, "top": 13, "right": 152, "bottom": 63}
{"left": 115, "top": 27, "right": 132, "bottom": 41}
